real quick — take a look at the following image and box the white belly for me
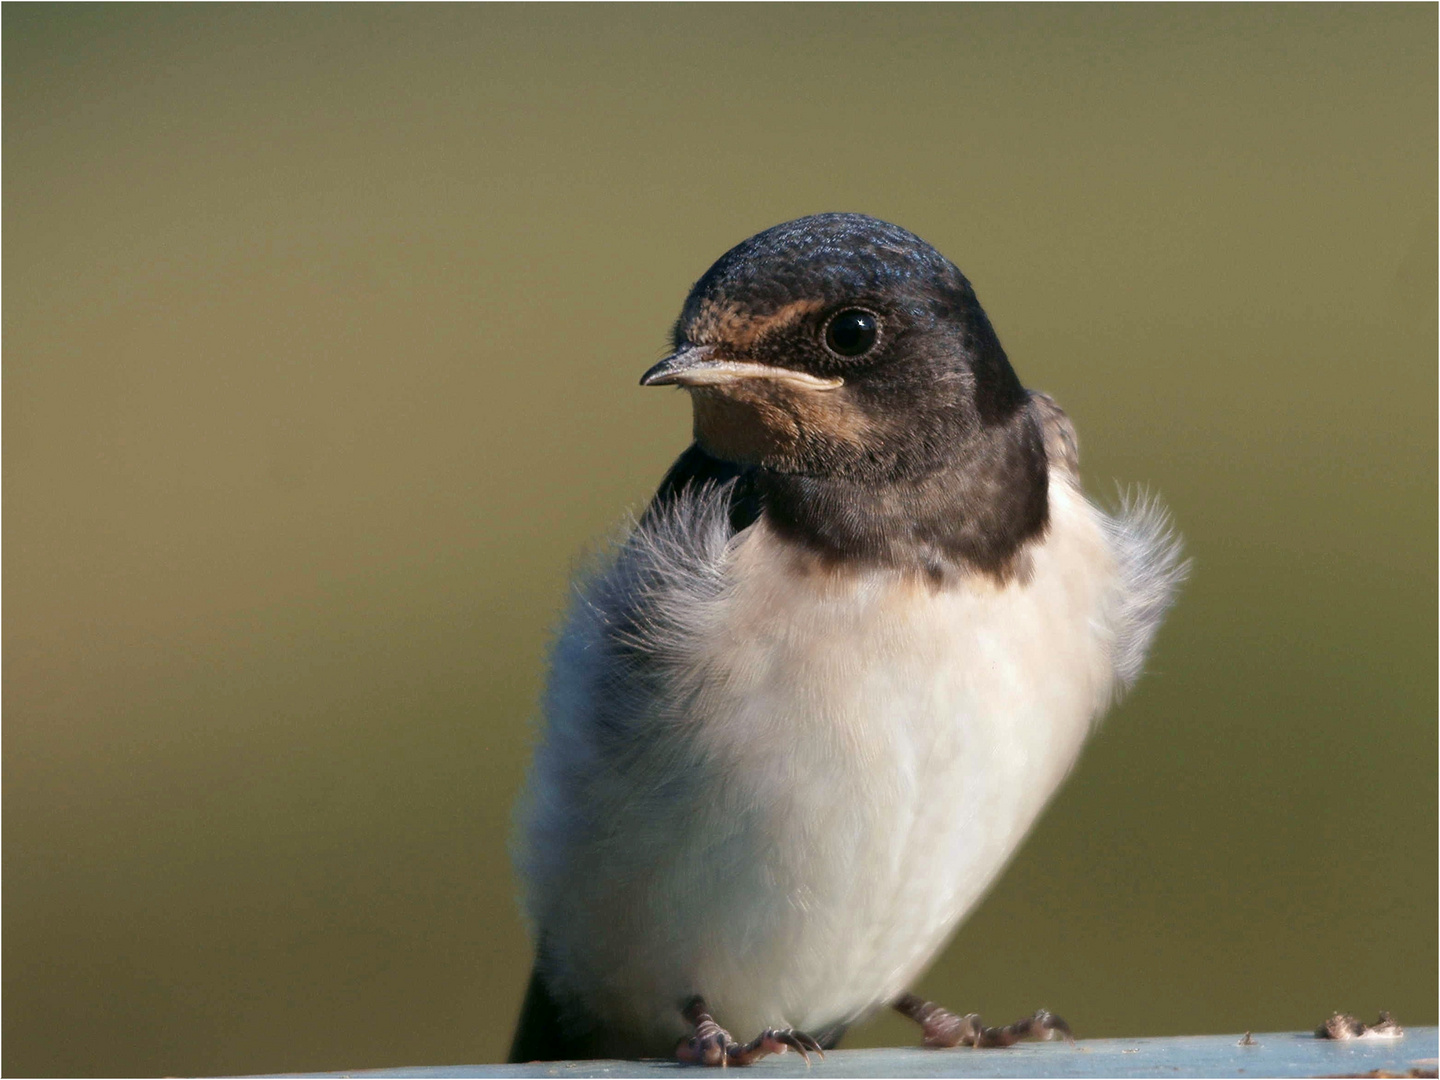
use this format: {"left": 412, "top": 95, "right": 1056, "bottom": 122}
{"left": 523, "top": 479, "right": 1120, "bottom": 1052}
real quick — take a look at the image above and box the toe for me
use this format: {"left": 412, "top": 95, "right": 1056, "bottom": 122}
{"left": 793, "top": 1031, "right": 825, "bottom": 1056}
{"left": 677, "top": 1031, "right": 732, "bottom": 1066}
{"left": 724, "top": 1027, "right": 825, "bottom": 1066}
{"left": 1034, "top": 1009, "right": 1073, "bottom": 1043}
{"left": 770, "top": 1030, "right": 811, "bottom": 1064}
{"left": 923, "top": 1011, "right": 982, "bottom": 1048}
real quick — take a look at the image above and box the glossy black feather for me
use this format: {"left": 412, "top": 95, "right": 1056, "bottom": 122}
{"left": 508, "top": 961, "right": 849, "bottom": 1062}
{"left": 508, "top": 963, "right": 605, "bottom": 1063}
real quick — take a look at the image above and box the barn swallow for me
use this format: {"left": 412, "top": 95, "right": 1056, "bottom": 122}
{"left": 509, "top": 213, "right": 1187, "bottom": 1065}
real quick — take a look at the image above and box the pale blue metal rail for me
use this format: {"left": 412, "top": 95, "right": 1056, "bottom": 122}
{"left": 254, "top": 1027, "right": 1438, "bottom": 1078}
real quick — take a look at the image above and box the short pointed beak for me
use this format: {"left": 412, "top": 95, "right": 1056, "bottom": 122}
{"left": 639, "top": 346, "right": 720, "bottom": 386}
{"left": 640, "top": 346, "right": 844, "bottom": 390}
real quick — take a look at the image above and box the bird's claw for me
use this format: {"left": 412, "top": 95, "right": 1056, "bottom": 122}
{"left": 969, "top": 1008, "right": 1073, "bottom": 1048}
{"left": 896, "top": 994, "right": 1072, "bottom": 1049}
{"left": 729, "top": 1027, "right": 823, "bottom": 1066}
{"left": 1316, "top": 1011, "right": 1404, "bottom": 1040}
{"left": 676, "top": 996, "right": 824, "bottom": 1066}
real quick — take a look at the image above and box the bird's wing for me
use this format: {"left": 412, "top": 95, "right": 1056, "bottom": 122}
{"left": 512, "top": 445, "right": 759, "bottom": 1062}
{"left": 508, "top": 957, "right": 602, "bottom": 1063}
{"left": 1028, "top": 390, "right": 1080, "bottom": 477}
{"left": 1028, "top": 390, "right": 1187, "bottom": 696}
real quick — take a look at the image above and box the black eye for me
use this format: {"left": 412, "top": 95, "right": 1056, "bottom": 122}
{"left": 824, "top": 309, "right": 879, "bottom": 358}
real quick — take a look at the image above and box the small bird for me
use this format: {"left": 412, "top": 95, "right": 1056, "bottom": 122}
{"left": 509, "top": 213, "right": 1186, "bottom": 1065}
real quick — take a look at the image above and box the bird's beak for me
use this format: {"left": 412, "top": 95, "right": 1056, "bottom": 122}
{"left": 640, "top": 346, "right": 844, "bottom": 391}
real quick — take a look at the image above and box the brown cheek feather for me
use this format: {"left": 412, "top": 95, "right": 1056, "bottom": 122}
{"left": 690, "top": 384, "right": 876, "bottom": 469}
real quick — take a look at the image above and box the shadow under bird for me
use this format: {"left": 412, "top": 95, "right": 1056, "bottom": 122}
{"left": 510, "top": 213, "right": 1187, "bottom": 1065}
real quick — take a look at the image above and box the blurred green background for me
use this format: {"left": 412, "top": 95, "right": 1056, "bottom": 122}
{"left": 5, "top": 5, "right": 1435, "bottom": 1076}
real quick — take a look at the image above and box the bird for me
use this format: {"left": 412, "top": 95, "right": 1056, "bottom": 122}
{"left": 508, "top": 213, "right": 1187, "bottom": 1065}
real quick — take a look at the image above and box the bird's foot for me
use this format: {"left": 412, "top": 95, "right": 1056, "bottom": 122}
{"left": 1316, "top": 1011, "right": 1404, "bottom": 1040}
{"left": 894, "top": 994, "right": 1072, "bottom": 1049}
{"left": 676, "top": 996, "right": 824, "bottom": 1066}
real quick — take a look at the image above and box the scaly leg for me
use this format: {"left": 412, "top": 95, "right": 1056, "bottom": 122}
{"left": 675, "top": 995, "right": 825, "bottom": 1066}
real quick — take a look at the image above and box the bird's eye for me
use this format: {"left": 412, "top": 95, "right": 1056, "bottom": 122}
{"left": 823, "top": 309, "right": 879, "bottom": 358}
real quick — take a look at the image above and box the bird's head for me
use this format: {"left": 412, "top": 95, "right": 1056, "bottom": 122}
{"left": 641, "top": 213, "right": 1030, "bottom": 483}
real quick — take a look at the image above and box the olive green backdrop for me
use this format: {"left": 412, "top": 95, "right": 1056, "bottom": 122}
{"left": 5, "top": 5, "right": 1435, "bottom": 1076}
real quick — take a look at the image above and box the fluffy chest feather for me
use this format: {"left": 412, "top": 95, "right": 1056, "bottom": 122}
{"left": 519, "top": 478, "right": 1128, "bottom": 1055}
